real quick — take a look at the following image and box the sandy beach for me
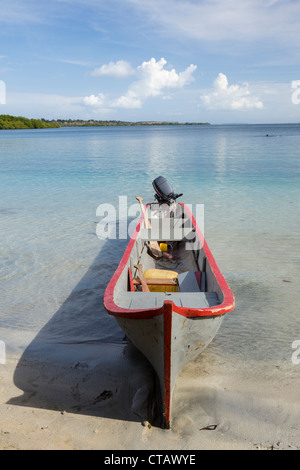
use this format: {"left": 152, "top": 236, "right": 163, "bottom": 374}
{"left": 1, "top": 340, "right": 299, "bottom": 451}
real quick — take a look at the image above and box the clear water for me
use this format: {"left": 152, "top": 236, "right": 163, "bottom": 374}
{"left": 0, "top": 124, "right": 299, "bottom": 372}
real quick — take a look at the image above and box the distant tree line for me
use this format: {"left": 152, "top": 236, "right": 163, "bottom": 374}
{"left": 0, "top": 115, "right": 60, "bottom": 130}
{"left": 0, "top": 115, "right": 210, "bottom": 130}
{"left": 47, "top": 119, "right": 210, "bottom": 127}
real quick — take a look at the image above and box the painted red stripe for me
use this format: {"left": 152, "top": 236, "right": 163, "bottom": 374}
{"left": 163, "top": 301, "right": 172, "bottom": 429}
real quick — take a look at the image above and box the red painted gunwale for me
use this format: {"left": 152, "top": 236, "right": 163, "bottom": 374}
{"left": 103, "top": 203, "right": 235, "bottom": 319}
{"left": 163, "top": 300, "right": 173, "bottom": 429}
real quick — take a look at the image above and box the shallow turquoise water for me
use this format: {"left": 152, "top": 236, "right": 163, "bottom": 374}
{"left": 0, "top": 124, "right": 299, "bottom": 370}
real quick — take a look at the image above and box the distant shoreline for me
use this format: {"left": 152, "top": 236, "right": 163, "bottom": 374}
{"left": 53, "top": 119, "right": 211, "bottom": 127}
{"left": 0, "top": 115, "right": 210, "bottom": 130}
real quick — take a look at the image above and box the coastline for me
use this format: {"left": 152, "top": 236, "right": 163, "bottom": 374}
{"left": 0, "top": 115, "right": 210, "bottom": 130}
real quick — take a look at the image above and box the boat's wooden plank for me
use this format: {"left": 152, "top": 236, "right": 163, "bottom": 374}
{"left": 115, "top": 292, "right": 220, "bottom": 309}
{"left": 173, "top": 292, "right": 219, "bottom": 308}
{"left": 116, "top": 292, "right": 156, "bottom": 309}
{"left": 128, "top": 267, "right": 134, "bottom": 292}
{"left": 114, "top": 294, "right": 133, "bottom": 309}
{"left": 178, "top": 271, "right": 200, "bottom": 292}
{"left": 134, "top": 263, "right": 150, "bottom": 292}
{"left": 133, "top": 277, "right": 178, "bottom": 286}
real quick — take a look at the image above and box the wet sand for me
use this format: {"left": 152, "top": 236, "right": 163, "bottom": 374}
{"left": 1, "top": 341, "right": 299, "bottom": 451}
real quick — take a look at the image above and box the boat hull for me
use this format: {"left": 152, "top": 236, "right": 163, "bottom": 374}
{"left": 116, "top": 300, "right": 224, "bottom": 428}
{"left": 104, "top": 202, "right": 235, "bottom": 428}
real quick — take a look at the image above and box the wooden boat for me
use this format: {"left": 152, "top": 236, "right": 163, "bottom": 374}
{"left": 104, "top": 179, "right": 235, "bottom": 429}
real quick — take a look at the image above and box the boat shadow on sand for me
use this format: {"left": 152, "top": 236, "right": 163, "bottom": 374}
{"left": 9, "top": 233, "right": 162, "bottom": 427}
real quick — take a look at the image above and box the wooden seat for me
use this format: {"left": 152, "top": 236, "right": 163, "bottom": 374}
{"left": 115, "top": 291, "right": 220, "bottom": 310}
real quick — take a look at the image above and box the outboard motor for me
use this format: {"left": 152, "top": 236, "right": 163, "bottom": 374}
{"left": 152, "top": 176, "right": 183, "bottom": 204}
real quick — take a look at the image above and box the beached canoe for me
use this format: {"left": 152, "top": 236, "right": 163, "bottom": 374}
{"left": 104, "top": 184, "right": 235, "bottom": 429}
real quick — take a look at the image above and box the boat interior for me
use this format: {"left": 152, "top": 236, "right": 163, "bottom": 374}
{"left": 114, "top": 202, "right": 223, "bottom": 311}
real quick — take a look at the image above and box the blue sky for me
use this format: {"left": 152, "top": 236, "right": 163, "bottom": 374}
{"left": 1, "top": 0, "right": 300, "bottom": 123}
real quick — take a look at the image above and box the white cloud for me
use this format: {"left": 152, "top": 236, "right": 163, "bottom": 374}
{"left": 201, "top": 73, "right": 263, "bottom": 110}
{"left": 85, "top": 57, "right": 197, "bottom": 109}
{"left": 4, "top": 91, "right": 85, "bottom": 118}
{"left": 4, "top": 91, "right": 116, "bottom": 119}
{"left": 4, "top": 80, "right": 299, "bottom": 123}
{"left": 111, "top": 92, "right": 142, "bottom": 109}
{"left": 59, "top": 58, "right": 92, "bottom": 67}
{"left": 111, "top": 57, "right": 197, "bottom": 108}
{"left": 137, "top": 58, "right": 196, "bottom": 95}
{"left": 126, "top": 0, "right": 300, "bottom": 47}
{"left": 3, "top": 0, "right": 300, "bottom": 53}
{"left": 83, "top": 93, "right": 106, "bottom": 106}
{"left": 91, "top": 60, "right": 135, "bottom": 78}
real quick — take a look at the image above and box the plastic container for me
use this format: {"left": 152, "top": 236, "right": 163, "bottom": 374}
{"left": 159, "top": 242, "right": 168, "bottom": 252}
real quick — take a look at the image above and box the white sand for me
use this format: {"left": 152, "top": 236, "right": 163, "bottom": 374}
{"left": 1, "top": 342, "right": 299, "bottom": 451}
